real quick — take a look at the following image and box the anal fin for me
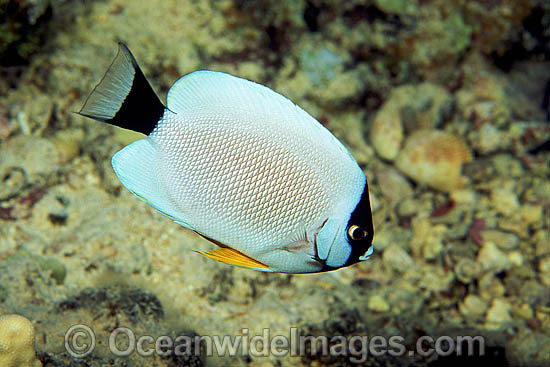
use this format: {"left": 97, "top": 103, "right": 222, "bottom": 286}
{"left": 195, "top": 248, "right": 270, "bottom": 270}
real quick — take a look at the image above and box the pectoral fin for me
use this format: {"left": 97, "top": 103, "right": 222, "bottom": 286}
{"left": 195, "top": 248, "right": 270, "bottom": 270}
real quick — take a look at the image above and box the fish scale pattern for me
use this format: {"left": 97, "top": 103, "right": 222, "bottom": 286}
{"left": 151, "top": 111, "right": 336, "bottom": 255}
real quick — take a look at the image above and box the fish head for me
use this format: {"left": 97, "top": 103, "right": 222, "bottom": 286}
{"left": 313, "top": 216, "right": 374, "bottom": 270}
{"left": 313, "top": 185, "right": 374, "bottom": 271}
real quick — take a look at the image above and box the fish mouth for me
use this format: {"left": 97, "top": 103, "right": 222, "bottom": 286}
{"left": 358, "top": 244, "right": 374, "bottom": 261}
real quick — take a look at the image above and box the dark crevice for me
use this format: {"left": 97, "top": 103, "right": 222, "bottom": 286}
{"left": 1, "top": 3, "right": 53, "bottom": 66}
{"left": 304, "top": 1, "right": 321, "bottom": 32}
{"left": 343, "top": 4, "right": 403, "bottom": 27}
{"left": 428, "top": 345, "right": 508, "bottom": 367}
{"left": 491, "top": 6, "right": 550, "bottom": 71}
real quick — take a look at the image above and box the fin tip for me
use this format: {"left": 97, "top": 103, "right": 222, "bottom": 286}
{"left": 79, "top": 43, "right": 165, "bottom": 135}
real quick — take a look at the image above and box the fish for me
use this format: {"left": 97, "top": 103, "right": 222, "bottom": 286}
{"left": 78, "top": 43, "right": 374, "bottom": 273}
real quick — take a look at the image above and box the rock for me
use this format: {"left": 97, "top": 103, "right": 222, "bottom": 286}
{"left": 370, "top": 103, "right": 404, "bottom": 161}
{"left": 370, "top": 83, "right": 453, "bottom": 161}
{"left": 477, "top": 242, "right": 513, "bottom": 273}
{"left": 422, "top": 235, "right": 444, "bottom": 260}
{"left": 107, "top": 242, "right": 151, "bottom": 276}
{"left": 329, "top": 112, "right": 375, "bottom": 167}
{"left": 513, "top": 303, "right": 534, "bottom": 320}
{"left": 455, "top": 258, "right": 483, "bottom": 283}
{"left": 520, "top": 204, "right": 543, "bottom": 229}
{"left": 0, "top": 135, "right": 59, "bottom": 181}
{"left": 430, "top": 200, "right": 465, "bottom": 225}
{"left": 530, "top": 181, "right": 550, "bottom": 202}
{"left": 409, "top": 217, "right": 446, "bottom": 260}
{"left": 469, "top": 123, "right": 504, "bottom": 155}
{"left": 538, "top": 257, "right": 550, "bottom": 287}
{"left": 459, "top": 294, "right": 487, "bottom": 319}
{"left": 449, "top": 188, "right": 477, "bottom": 205}
{"left": 479, "top": 273, "right": 506, "bottom": 299}
{"left": 313, "top": 70, "right": 364, "bottom": 106}
{"left": 462, "top": 159, "right": 495, "bottom": 183}
{"left": 374, "top": 0, "right": 410, "bottom": 15}
{"left": 490, "top": 188, "right": 520, "bottom": 217}
{"left": 400, "top": 83, "right": 453, "bottom": 131}
{"left": 0, "top": 167, "right": 26, "bottom": 201}
{"left": 372, "top": 226, "right": 411, "bottom": 251}
{"left": 518, "top": 280, "right": 549, "bottom": 306}
{"left": 417, "top": 265, "right": 455, "bottom": 292}
{"left": 375, "top": 165, "right": 413, "bottom": 203}
{"left": 13, "top": 93, "right": 54, "bottom": 135}
{"left": 299, "top": 44, "right": 345, "bottom": 87}
{"left": 534, "top": 230, "right": 550, "bottom": 257}
{"left": 395, "top": 129, "right": 472, "bottom": 192}
{"left": 371, "top": 226, "right": 393, "bottom": 252}
{"left": 481, "top": 229, "right": 519, "bottom": 250}
{"left": 508, "top": 121, "right": 550, "bottom": 154}
{"left": 508, "top": 251, "right": 523, "bottom": 267}
{"left": 367, "top": 294, "right": 390, "bottom": 312}
{"left": 382, "top": 244, "right": 414, "bottom": 272}
{"left": 492, "top": 154, "right": 524, "bottom": 178}
{"left": 32, "top": 254, "right": 67, "bottom": 285}
{"left": 7, "top": 248, "right": 67, "bottom": 285}
{"left": 51, "top": 128, "right": 85, "bottom": 163}
{"left": 485, "top": 299, "right": 512, "bottom": 329}
{"left": 397, "top": 197, "right": 432, "bottom": 218}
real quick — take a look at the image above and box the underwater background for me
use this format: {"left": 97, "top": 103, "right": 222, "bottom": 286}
{"left": 0, "top": 0, "right": 549, "bottom": 366}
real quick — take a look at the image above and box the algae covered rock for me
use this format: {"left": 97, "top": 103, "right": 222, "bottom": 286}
{"left": 370, "top": 83, "right": 453, "bottom": 161}
{"left": 0, "top": 135, "right": 59, "bottom": 183}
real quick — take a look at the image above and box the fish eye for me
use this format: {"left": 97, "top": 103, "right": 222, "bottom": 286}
{"left": 347, "top": 224, "right": 367, "bottom": 241}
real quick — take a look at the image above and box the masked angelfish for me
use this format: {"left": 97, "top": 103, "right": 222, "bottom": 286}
{"left": 79, "top": 43, "right": 374, "bottom": 273}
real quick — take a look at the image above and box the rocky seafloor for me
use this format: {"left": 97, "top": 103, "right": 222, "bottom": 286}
{"left": 0, "top": 0, "right": 549, "bottom": 366}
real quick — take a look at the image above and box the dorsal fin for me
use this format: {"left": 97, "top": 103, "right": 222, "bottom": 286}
{"left": 166, "top": 71, "right": 296, "bottom": 116}
{"left": 78, "top": 43, "right": 165, "bottom": 135}
{"left": 165, "top": 70, "right": 327, "bottom": 135}
{"left": 164, "top": 70, "right": 353, "bottom": 159}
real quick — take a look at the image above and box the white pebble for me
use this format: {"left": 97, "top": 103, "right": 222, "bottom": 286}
{"left": 477, "top": 242, "right": 513, "bottom": 273}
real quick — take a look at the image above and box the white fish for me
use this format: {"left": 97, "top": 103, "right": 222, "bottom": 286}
{"left": 79, "top": 43, "right": 374, "bottom": 273}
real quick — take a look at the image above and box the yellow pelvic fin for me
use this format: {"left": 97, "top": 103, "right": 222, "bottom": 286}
{"left": 196, "top": 248, "right": 269, "bottom": 270}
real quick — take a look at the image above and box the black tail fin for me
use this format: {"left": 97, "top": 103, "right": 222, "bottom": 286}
{"left": 78, "top": 42, "right": 166, "bottom": 136}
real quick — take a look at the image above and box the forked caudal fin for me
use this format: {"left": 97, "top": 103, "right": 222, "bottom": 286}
{"left": 78, "top": 42, "right": 165, "bottom": 135}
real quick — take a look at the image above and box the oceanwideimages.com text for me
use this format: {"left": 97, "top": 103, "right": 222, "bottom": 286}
{"left": 65, "top": 324, "right": 486, "bottom": 363}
